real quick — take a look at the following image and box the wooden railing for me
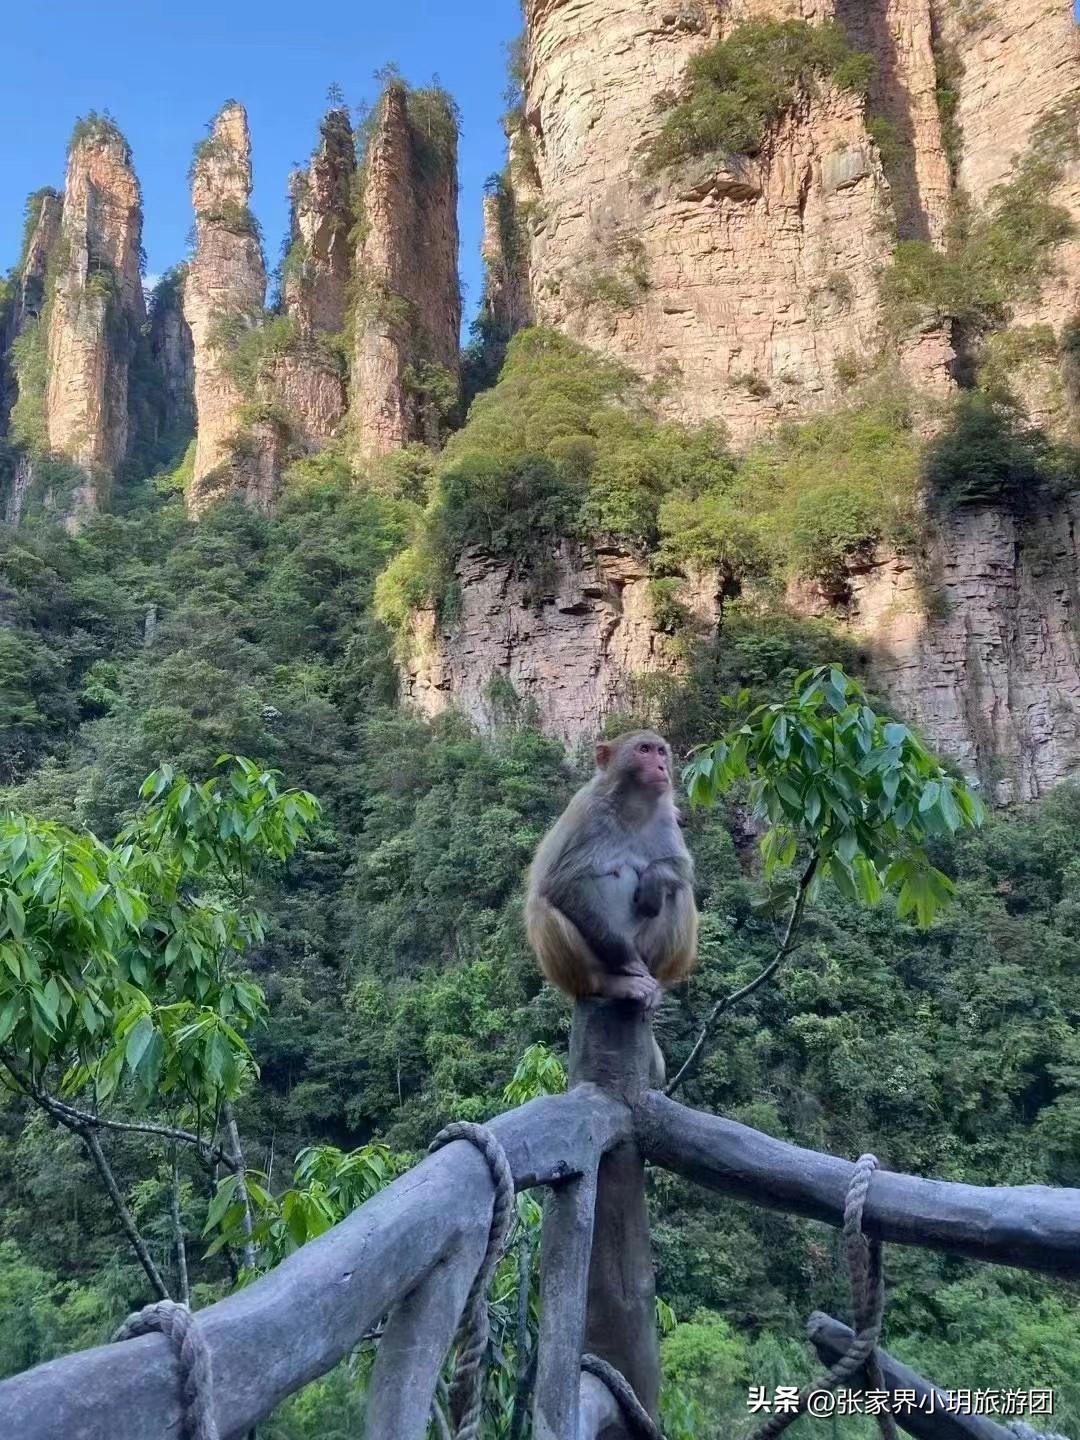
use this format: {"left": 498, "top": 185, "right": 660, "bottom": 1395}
{"left": 3, "top": 999, "right": 1078, "bottom": 1440}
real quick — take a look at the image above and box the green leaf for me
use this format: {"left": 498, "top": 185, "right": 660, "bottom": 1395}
{"left": 125, "top": 1015, "right": 155, "bottom": 1072}
{"left": 918, "top": 780, "right": 940, "bottom": 814}
{"left": 0, "top": 998, "right": 18, "bottom": 1045}
{"left": 4, "top": 891, "right": 25, "bottom": 940}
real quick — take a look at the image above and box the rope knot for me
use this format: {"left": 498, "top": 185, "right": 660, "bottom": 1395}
{"left": 752, "top": 1152, "right": 895, "bottom": 1440}
{"left": 428, "top": 1120, "right": 515, "bottom": 1440}
{"left": 113, "top": 1299, "right": 218, "bottom": 1440}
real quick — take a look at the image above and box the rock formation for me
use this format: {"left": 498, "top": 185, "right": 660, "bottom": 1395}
{"left": 933, "top": 1, "right": 1080, "bottom": 429}
{"left": 351, "top": 82, "right": 461, "bottom": 456}
{"left": 403, "top": 544, "right": 720, "bottom": 740}
{"left": 506, "top": 0, "right": 964, "bottom": 441}
{"left": 9, "top": 190, "right": 62, "bottom": 336}
{"left": 812, "top": 502, "right": 1080, "bottom": 805}
{"left": 283, "top": 106, "right": 355, "bottom": 337}
{"left": 183, "top": 102, "right": 268, "bottom": 515}
{"left": 147, "top": 267, "right": 195, "bottom": 446}
{"left": 835, "top": 0, "right": 952, "bottom": 243}
{"left": 274, "top": 105, "right": 355, "bottom": 448}
{"left": 0, "top": 189, "right": 62, "bottom": 428}
{"left": 45, "top": 117, "right": 145, "bottom": 511}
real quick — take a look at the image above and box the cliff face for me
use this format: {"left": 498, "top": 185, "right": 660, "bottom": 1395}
{"left": 45, "top": 123, "right": 144, "bottom": 511}
{"left": 820, "top": 503, "right": 1080, "bottom": 804}
{"left": 147, "top": 269, "right": 195, "bottom": 444}
{"left": 275, "top": 106, "right": 354, "bottom": 447}
{"left": 351, "top": 84, "right": 461, "bottom": 456}
{"left": 283, "top": 107, "right": 355, "bottom": 337}
{"left": 403, "top": 545, "right": 720, "bottom": 740}
{"left": 934, "top": 2, "right": 1080, "bottom": 429}
{"left": 511, "top": 0, "right": 959, "bottom": 442}
{"left": 835, "top": 0, "right": 951, "bottom": 243}
{"left": 0, "top": 190, "right": 62, "bottom": 427}
{"left": 183, "top": 103, "right": 268, "bottom": 515}
{"left": 10, "top": 191, "right": 62, "bottom": 335}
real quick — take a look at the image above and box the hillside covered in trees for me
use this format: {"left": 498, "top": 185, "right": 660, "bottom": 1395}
{"left": 3, "top": 1, "right": 1080, "bottom": 1435}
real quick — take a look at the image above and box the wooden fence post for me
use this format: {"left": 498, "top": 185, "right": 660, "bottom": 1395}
{"left": 569, "top": 998, "right": 661, "bottom": 1423}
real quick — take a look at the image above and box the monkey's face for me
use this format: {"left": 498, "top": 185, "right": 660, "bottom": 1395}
{"left": 598, "top": 731, "right": 673, "bottom": 794}
{"left": 630, "top": 734, "right": 672, "bottom": 792}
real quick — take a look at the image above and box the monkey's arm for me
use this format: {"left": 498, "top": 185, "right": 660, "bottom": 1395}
{"left": 634, "top": 856, "right": 693, "bottom": 920}
{"left": 543, "top": 872, "right": 643, "bottom": 975}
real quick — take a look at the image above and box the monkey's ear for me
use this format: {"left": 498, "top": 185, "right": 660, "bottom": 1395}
{"left": 595, "top": 741, "right": 612, "bottom": 769}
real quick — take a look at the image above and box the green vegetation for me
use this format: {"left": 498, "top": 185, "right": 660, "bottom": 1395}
{"left": 880, "top": 96, "right": 1080, "bottom": 341}
{"left": 202, "top": 198, "right": 262, "bottom": 239}
{"left": 4, "top": 486, "right": 1080, "bottom": 1427}
{"left": 924, "top": 391, "right": 1078, "bottom": 508}
{"left": 67, "top": 111, "right": 131, "bottom": 162}
{"left": 8, "top": 318, "right": 49, "bottom": 453}
{"left": 378, "top": 330, "right": 938, "bottom": 643}
{"left": 569, "top": 235, "right": 650, "bottom": 314}
{"left": 931, "top": 32, "right": 964, "bottom": 177}
{"left": 646, "top": 20, "right": 874, "bottom": 171}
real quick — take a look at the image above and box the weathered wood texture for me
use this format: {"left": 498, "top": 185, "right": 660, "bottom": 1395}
{"left": 533, "top": 1169, "right": 598, "bottom": 1440}
{"left": 635, "top": 1092, "right": 1080, "bottom": 1277}
{"left": 364, "top": 1238, "right": 487, "bottom": 1440}
{"left": 573, "top": 1000, "right": 661, "bottom": 1423}
{"left": 0, "top": 1086, "right": 630, "bottom": 1440}
{"left": 808, "top": 1314, "right": 1021, "bottom": 1440}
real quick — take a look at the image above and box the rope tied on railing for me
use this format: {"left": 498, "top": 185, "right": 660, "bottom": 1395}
{"left": 428, "top": 1120, "right": 515, "bottom": 1440}
{"left": 753, "top": 1153, "right": 897, "bottom": 1440}
{"left": 112, "top": 1299, "right": 218, "bottom": 1440}
{"left": 582, "top": 1352, "right": 665, "bottom": 1439}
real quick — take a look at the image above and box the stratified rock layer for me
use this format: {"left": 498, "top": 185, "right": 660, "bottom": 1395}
{"left": 0, "top": 189, "right": 62, "bottom": 429}
{"left": 841, "top": 505, "right": 1080, "bottom": 804}
{"left": 351, "top": 84, "right": 461, "bottom": 456}
{"left": 403, "top": 545, "right": 720, "bottom": 740}
{"left": 934, "top": 1, "right": 1080, "bottom": 429}
{"left": 45, "top": 123, "right": 145, "bottom": 510}
{"left": 147, "top": 269, "right": 195, "bottom": 445}
{"left": 513, "top": 0, "right": 962, "bottom": 442}
{"left": 276, "top": 107, "right": 354, "bottom": 447}
{"left": 10, "top": 190, "right": 63, "bottom": 335}
{"left": 183, "top": 103, "right": 268, "bottom": 515}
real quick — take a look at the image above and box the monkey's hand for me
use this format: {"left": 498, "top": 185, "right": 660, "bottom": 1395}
{"left": 600, "top": 968, "right": 661, "bottom": 1010}
{"left": 633, "top": 869, "right": 666, "bottom": 920}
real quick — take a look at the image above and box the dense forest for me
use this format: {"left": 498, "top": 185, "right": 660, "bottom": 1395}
{"left": 3, "top": 5, "right": 1080, "bottom": 1435}
{"left": 2, "top": 337, "right": 1080, "bottom": 1435}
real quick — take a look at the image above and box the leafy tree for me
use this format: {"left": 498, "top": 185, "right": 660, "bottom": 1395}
{"left": 668, "top": 665, "right": 983, "bottom": 1094}
{"left": 0, "top": 757, "right": 319, "bottom": 1293}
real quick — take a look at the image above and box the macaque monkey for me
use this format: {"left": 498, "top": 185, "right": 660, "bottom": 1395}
{"left": 526, "top": 731, "right": 698, "bottom": 1012}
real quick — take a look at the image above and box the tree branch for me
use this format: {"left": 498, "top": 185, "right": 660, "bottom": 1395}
{"left": 0, "top": 1060, "right": 235, "bottom": 1171}
{"left": 223, "top": 1098, "right": 257, "bottom": 1272}
{"left": 171, "top": 1150, "right": 191, "bottom": 1307}
{"left": 508, "top": 1228, "right": 535, "bottom": 1440}
{"left": 81, "top": 1126, "right": 170, "bottom": 1300}
{"left": 665, "top": 853, "right": 819, "bottom": 1098}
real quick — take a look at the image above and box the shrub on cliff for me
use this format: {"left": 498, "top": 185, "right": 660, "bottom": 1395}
{"left": 924, "top": 392, "right": 1077, "bottom": 508}
{"left": 374, "top": 329, "right": 741, "bottom": 643}
{"left": 646, "top": 20, "right": 873, "bottom": 171}
{"left": 880, "top": 97, "right": 1079, "bottom": 340}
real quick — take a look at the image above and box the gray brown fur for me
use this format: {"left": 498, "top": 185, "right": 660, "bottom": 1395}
{"left": 525, "top": 731, "right": 699, "bottom": 1009}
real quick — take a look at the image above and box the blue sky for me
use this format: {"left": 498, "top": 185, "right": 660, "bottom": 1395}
{"left": 1, "top": 0, "right": 523, "bottom": 330}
